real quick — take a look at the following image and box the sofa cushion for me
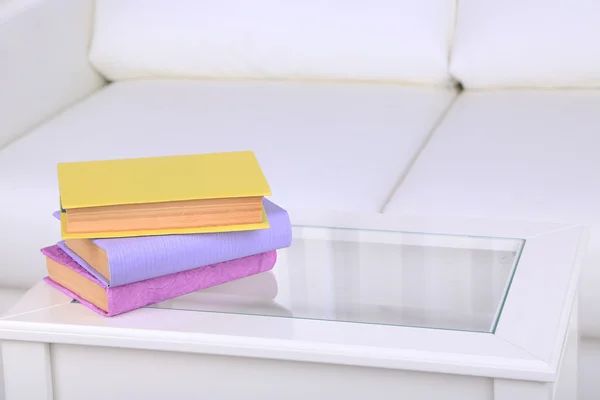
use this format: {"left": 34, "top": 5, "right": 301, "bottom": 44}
{"left": 89, "top": 0, "right": 456, "bottom": 85}
{"left": 0, "top": 0, "right": 105, "bottom": 148}
{"left": 384, "top": 90, "right": 600, "bottom": 337}
{"left": 0, "top": 79, "right": 455, "bottom": 288}
{"left": 451, "top": 0, "right": 600, "bottom": 88}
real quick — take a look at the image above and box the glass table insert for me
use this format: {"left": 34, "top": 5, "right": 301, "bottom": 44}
{"left": 147, "top": 225, "right": 525, "bottom": 333}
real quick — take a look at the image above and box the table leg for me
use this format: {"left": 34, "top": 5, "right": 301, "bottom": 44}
{"left": 2, "top": 341, "right": 53, "bottom": 400}
{"left": 553, "top": 297, "right": 579, "bottom": 400}
{"left": 494, "top": 379, "right": 553, "bottom": 400}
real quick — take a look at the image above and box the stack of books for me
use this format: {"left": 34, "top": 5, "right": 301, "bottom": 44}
{"left": 41, "top": 151, "right": 292, "bottom": 317}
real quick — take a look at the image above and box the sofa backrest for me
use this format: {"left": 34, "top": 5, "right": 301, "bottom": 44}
{"left": 88, "top": 0, "right": 456, "bottom": 86}
{"left": 89, "top": 0, "right": 600, "bottom": 90}
{"left": 451, "top": 0, "right": 600, "bottom": 89}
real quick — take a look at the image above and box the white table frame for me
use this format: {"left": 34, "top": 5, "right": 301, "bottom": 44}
{"left": 0, "top": 212, "right": 588, "bottom": 400}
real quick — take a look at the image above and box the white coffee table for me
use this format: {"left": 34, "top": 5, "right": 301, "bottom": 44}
{"left": 0, "top": 212, "right": 587, "bottom": 400}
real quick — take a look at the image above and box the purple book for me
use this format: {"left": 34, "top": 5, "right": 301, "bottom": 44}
{"left": 54, "top": 199, "right": 292, "bottom": 287}
{"left": 42, "top": 245, "right": 277, "bottom": 317}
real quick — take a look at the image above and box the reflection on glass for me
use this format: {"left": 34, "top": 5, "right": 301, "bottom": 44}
{"left": 150, "top": 226, "right": 524, "bottom": 333}
{"left": 151, "top": 271, "right": 292, "bottom": 317}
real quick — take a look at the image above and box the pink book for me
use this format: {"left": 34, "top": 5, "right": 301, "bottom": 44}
{"left": 42, "top": 245, "right": 277, "bottom": 317}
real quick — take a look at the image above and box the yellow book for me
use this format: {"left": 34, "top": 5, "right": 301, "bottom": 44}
{"left": 57, "top": 151, "right": 271, "bottom": 239}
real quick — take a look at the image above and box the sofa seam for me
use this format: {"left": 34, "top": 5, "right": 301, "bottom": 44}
{"left": 446, "top": 0, "right": 463, "bottom": 90}
{"left": 378, "top": 92, "right": 461, "bottom": 213}
{"left": 100, "top": 74, "right": 452, "bottom": 88}
{"left": 87, "top": 0, "right": 111, "bottom": 82}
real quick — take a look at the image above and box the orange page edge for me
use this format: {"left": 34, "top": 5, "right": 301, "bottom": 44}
{"left": 59, "top": 207, "right": 270, "bottom": 239}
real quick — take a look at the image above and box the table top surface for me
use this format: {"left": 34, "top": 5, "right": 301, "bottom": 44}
{"left": 150, "top": 226, "right": 524, "bottom": 333}
{"left": 0, "top": 210, "right": 588, "bottom": 382}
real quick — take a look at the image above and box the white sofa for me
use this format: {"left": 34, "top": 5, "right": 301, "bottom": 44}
{"left": 1, "top": 0, "right": 599, "bottom": 395}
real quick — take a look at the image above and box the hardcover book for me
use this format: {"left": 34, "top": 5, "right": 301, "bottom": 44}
{"left": 54, "top": 199, "right": 292, "bottom": 287}
{"left": 42, "top": 245, "right": 277, "bottom": 317}
{"left": 57, "top": 151, "right": 272, "bottom": 239}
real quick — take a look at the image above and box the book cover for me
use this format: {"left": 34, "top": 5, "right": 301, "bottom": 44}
{"left": 58, "top": 151, "right": 271, "bottom": 209}
{"left": 54, "top": 199, "right": 292, "bottom": 287}
{"left": 57, "top": 151, "right": 272, "bottom": 238}
{"left": 42, "top": 245, "right": 277, "bottom": 317}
